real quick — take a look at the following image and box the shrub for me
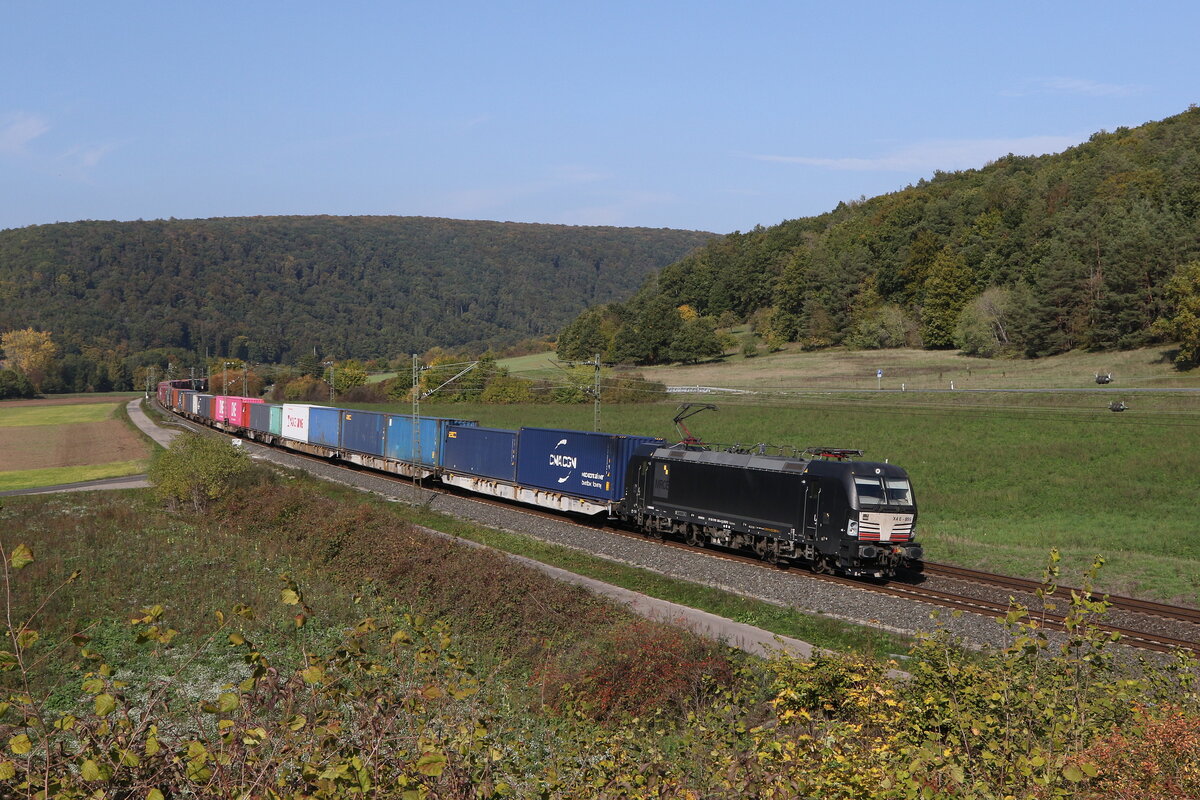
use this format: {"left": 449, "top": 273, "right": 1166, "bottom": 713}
{"left": 148, "top": 434, "right": 252, "bottom": 512}
{"left": 536, "top": 619, "right": 734, "bottom": 721}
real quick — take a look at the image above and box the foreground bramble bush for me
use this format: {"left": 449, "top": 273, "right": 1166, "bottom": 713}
{"left": 3, "top": 520, "right": 1199, "bottom": 798}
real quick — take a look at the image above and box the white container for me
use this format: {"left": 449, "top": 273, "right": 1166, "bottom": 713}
{"left": 281, "top": 404, "right": 322, "bottom": 444}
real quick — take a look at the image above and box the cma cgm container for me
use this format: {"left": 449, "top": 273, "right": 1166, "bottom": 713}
{"left": 515, "top": 427, "right": 664, "bottom": 502}
{"left": 442, "top": 426, "right": 518, "bottom": 482}
{"left": 383, "top": 416, "right": 478, "bottom": 467}
{"left": 341, "top": 409, "right": 387, "bottom": 457}
{"left": 281, "top": 404, "right": 326, "bottom": 444}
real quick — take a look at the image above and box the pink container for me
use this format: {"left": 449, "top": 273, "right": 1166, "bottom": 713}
{"left": 227, "top": 396, "right": 264, "bottom": 428}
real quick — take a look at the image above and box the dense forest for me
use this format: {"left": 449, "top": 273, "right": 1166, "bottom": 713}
{"left": 557, "top": 106, "right": 1200, "bottom": 364}
{"left": 0, "top": 216, "right": 714, "bottom": 367}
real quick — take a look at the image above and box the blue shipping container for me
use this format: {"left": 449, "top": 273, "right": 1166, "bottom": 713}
{"left": 248, "top": 402, "right": 276, "bottom": 434}
{"left": 308, "top": 406, "right": 342, "bottom": 447}
{"left": 515, "top": 427, "right": 663, "bottom": 502}
{"left": 383, "top": 416, "right": 478, "bottom": 467}
{"left": 442, "top": 426, "right": 518, "bottom": 482}
{"left": 341, "top": 409, "right": 387, "bottom": 457}
{"left": 198, "top": 395, "right": 213, "bottom": 419}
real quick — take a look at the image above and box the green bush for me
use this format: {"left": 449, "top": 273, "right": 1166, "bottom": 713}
{"left": 148, "top": 434, "right": 251, "bottom": 512}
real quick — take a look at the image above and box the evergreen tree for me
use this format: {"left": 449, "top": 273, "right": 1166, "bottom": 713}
{"left": 921, "top": 247, "right": 974, "bottom": 348}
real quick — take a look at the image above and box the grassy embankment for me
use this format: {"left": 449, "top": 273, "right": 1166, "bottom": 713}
{"left": 0, "top": 398, "right": 153, "bottom": 491}
{"left": 0, "top": 474, "right": 752, "bottom": 712}
{"left": 7, "top": 469, "right": 1194, "bottom": 797}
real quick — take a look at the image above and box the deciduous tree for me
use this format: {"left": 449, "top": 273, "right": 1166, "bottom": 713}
{"left": 1152, "top": 260, "right": 1200, "bottom": 365}
{"left": 0, "top": 328, "right": 58, "bottom": 391}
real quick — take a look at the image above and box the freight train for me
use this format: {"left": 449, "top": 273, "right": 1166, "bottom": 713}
{"left": 156, "top": 380, "right": 921, "bottom": 578}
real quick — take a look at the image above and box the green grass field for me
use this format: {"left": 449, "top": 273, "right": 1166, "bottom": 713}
{"left": 0, "top": 460, "right": 146, "bottom": 492}
{"left": 0, "top": 403, "right": 119, "bottom": 427}
{"left": 354, "top": 374, "right": 1200, "bottom": 605}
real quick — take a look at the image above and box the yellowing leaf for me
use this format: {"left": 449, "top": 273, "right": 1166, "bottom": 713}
{"left": 415, "top": 752, "right": 447, "bottom": 777}
{"left": 0, "top": 761, "right": 15, "bottom": 780}
{"left": 94, "top": 693, "right": 117, "bottom": 716}
{"left": 81, "top": 758, "right": 103, "bottom": 781}
{"left": 9, "top": 544, "right": 33, "bottom": 570}
{"left": 147, "top": 790, "right": 165, "bottom": 800}
{"left": 8, "top": 734, "right": 31, "bottom": 755}
{"left": 280, "top": 588, "right": 300, "bottom": 605}
{"left": 15, "top": 630, "right": 38, "bottom": 649}
{"left": 217, "top": 692, "right": 239, "bottom": 713}
{"left": 300, "top": 665, "right": 325, "bottom": 684}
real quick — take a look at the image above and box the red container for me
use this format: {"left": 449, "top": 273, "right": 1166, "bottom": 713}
{"left": 227, "top": 396, "right": 264, "bottom": 428}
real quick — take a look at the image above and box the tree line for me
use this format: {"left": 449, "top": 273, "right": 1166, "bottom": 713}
{"left": 557, "top": 106, "right": 1200, "bottom": 366}
{"left": 0, "top": 215, "right": 714, "bottom": 372}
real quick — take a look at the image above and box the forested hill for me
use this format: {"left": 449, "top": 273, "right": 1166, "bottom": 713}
{"left": 557, "top": 106, "right": 1200, "bottom": 364}
{"left": 0, "top": 216, "right": 714, "bottom": 362}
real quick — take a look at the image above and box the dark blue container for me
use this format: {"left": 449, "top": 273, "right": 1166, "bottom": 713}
{"left": 248, "top": 402, "right": 276, "bottom": 434}
{"left": 515, "top": 427, "right": 664, "bottom": 501}
{"left": 442, "top": 425, "right": 518, "bottom": 481}
{"left": 340, "top": 409, "right": 387, "bottom": 457}
{"left": 308, "top": 406, "right": 342, "bottom": 447}
{"left": 198, "top": 395, "right": 213, "bottom": 419}
{"left": 383, "top": 415, "right": 478, "bottom": 466}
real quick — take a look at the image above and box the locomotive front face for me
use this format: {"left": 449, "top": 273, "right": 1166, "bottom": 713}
{"left": 843, "top": 465, "right": 921, "bottom": 575}
{"left": 849, "top": 472, "right": 916, "bottom": 543}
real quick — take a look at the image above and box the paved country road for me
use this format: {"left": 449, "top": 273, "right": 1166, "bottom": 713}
{"left": 0, "top": 473, "right": 151, "bottom": 497}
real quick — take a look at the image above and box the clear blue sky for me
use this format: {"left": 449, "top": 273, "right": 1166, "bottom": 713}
{"left": 3, "top": 2, "right": 1197, "bottom": 234}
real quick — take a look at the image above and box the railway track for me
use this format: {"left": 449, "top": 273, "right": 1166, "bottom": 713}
{"left": 921, "top": 561, "right": 1200, "bottom": 626}
{"left": 596, "top": 527, "right": 1200, "bottom": 655}
{"left": 158, "top": 401, "right": 1200, "bottom": 656}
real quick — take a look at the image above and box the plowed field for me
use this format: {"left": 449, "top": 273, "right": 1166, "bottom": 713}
{"left": 0, "top": 401, "right": 150, "bottom": 472}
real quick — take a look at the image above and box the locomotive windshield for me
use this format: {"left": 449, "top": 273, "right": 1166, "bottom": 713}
{"left": 853, "top": 476, "right": 914, "bottom": 509}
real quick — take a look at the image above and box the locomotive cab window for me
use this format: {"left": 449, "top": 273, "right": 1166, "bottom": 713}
{"left": 853, "top": 476, "right": 914, "bottom": 509}
{"left": 885, "top": 478, "right": 913, "bottom": 506}
{"left": 853, "top": 477, "right": 887, "bottom": 507}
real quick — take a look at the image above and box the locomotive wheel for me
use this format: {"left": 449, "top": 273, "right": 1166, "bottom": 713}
{"left": 812, "top": 556, "right": 834, "bottom": 575}
{"left": 685, "top": 527, "right": 704, "bottom": 548}
{"left": 754, "top": 538, "right": 778, "bottom": 565}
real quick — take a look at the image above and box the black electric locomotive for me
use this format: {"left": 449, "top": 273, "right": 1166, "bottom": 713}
{"left": 619, "top": 444, "right": 921, "bottom": 578}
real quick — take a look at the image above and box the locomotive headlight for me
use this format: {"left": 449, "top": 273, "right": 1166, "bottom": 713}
{"left": 847, "top": 520, "right": 858, "bottom": 538}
